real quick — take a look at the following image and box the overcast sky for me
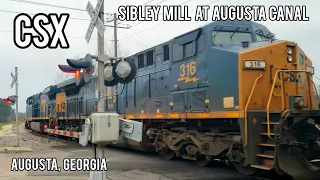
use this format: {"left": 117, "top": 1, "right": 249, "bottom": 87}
{"left": 0, "top": 0, "right": 318, "bottom": 112}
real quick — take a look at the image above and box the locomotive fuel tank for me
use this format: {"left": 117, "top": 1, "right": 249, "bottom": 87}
{"left": 30, "top": 122, "right": 45, "bottom": 133}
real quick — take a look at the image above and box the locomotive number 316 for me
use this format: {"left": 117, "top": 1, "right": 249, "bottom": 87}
{"left": 180, "top": 61, "right": 196, "bottom": 77}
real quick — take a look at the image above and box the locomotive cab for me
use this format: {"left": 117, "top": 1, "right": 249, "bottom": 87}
{"left": 234, "top": 23, "right": 320, "bottom": 178}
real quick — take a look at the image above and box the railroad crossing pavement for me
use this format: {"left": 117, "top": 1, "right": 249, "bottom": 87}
{"left": 0, "top": 142, "right": 256, "bottom": 180}
{"left": 0, "top": 124, "right": 258, "bottom": 180}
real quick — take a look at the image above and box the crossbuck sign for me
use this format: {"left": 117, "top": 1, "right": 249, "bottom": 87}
{"left": 11, "top": 72, "right": 17, "bottom": 88}
{"left": 85, "top": 0, "right": 106, "bottom": 43}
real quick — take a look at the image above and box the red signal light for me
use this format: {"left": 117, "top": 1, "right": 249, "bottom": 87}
{"left": 85, "top": 68, "right": 90, "bottom": 74}
{"left": 3, "top": 99, "right": 12, "bottom": 104}
{"left": 75, "top": 70, "right": 80, "bottom": 79}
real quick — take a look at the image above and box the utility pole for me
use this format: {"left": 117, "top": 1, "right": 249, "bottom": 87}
{"left": 113, "top": 12, "right": 118, "bottom": 57}
{"left": 104, "top": 13, "right": 130, "bottom": 57}
{"left": 97, "top": 1, "right": 105, "bottom": 113}
{"left": 10, "top": 67, "right": 19, "bottom": 146}
{"left": 84, "top": 0, "right": 108, "bottom": 179}
{"left": 15, "top": 67, "right": 19, "bottom": 147}
{"left": 95, "top": 1, "right": 107, "bottom": 180}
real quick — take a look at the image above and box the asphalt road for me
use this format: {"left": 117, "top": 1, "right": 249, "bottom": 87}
{"left": 0, "top": 125, "right": 270, "bottom": 180}
{"left": 38, "top": 142, "right": 257, "bottom": 180}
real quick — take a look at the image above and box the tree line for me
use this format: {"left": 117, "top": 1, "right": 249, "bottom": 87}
{"left": 0, "top": 98, "right": 14, "bottom": 123}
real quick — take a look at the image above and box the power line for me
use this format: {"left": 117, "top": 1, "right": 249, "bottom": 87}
{"left": 117, "top": 29, "right": 147, "bottom": 48}
{"left": 126, "top": 28, "right": 153, "bottom": 46}
{"left": 0, "top": 29, "right": 109, "bottom": 41}
{"left": 119, "top": 0, "right": 221, "bottom": 41}
{"left": 8, "top": 0, "right": 85, "bottom": 12}
{"left": 135, "top": 33, "right": 153, "bottom": 46}
{"left": 7, "top": 0, "right": 113, "bottom": 17}
{"left": 0, "top": 30, "right": 12, "bottom": 33}
{"left": 118, "top": 29, "right": 148, "bottom": 48}
{"left": 143, "top": 0, "right": 158, "bottom": 5}
{"left": 0, "top": 9, "right": 90, "bottom": 21}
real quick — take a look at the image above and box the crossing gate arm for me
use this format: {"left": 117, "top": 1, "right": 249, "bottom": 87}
{"left": 119, "top": 118, "right": 143, "bottom": 142}
{"left": 44, "top": 128, "right": 80, "bottom": 139}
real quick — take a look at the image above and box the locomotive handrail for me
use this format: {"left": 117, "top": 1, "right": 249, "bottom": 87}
{"left": 311, "top": 80, "right": 320, "bottom": 103}
{"left": 279, "top": 110, "right": 290, "bottom": 127}
{"left": 266, "top": 70, "right": 312, "bottom": 139}
{"left": 244, "top": 74, "right": 263, "bottom": 146}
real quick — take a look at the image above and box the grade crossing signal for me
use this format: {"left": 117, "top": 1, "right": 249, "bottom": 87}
{"left": 58, "top": 54, "right": 94, "bottom": 86}
{"left": 59, "top": 54, "right": 137, "bottom": 87}
{"left": 104, "top": 58, "right": 137, "bottom": 86}
{"left": 2, "top": 95, "right": 17, "bottom": 105}
{"left": 58, "top": 64, "right": 84, "bottom": 86}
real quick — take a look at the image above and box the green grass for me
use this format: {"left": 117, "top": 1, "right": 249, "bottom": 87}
{"left": 0, "top": 122, "right": 12, "bottom": 131}
{"left": 0, "top": 120, "right": 24, "bottom": 130}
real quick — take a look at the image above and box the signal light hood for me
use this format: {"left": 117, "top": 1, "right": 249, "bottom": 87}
{"left": 66, "top": 59, "right": 91, "bottom": 69}
{"left": 58, "top": 65, "right": 81, "bottom": 73}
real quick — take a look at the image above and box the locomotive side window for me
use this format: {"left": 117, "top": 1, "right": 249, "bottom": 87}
{"left": 138, "top": 54, "right": 144, "bottom": 68}
{"left": 173, "top": 29, "right": 200, "bottom": 62}
{"left": 147, "top": 50, "right": 154, "bottom": 66}
{"left": 183, "top": 41, "right": 195, "bottom": 58}
{"left": 197, "top": 33, "right": 205, "bottom": 53}
{"left": 212, "top": 31, "right": 252, "bottom": 45}
{"left": 173, "top": 43, "right": 183, "bottom": 62}
{"left": 163, "top": 45, "right": 169, "bottom": 61}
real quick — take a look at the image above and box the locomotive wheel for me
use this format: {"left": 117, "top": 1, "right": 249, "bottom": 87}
{"left": 195, "top": 153, "right": 210, "bottom": 167}
{"left": 232, "top": 163, "right": 257, "bottom": 176}
{"left": 159, "top": 148, "right": 175, "bottom": 160}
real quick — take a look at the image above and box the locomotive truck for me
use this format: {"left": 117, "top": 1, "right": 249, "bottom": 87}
{"left": 25, "top": 20, "right": 320, "bottom": 179}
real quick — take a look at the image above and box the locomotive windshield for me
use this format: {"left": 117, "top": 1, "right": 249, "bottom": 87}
{"left": 212, "top": 31, "right": 253, "bottom": 45}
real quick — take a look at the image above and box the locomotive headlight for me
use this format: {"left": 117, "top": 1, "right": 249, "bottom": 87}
{"left": 294, "top": 97, "right": 304, "bottom": 109}
{"left": 298, "top": 99, "right": 304, "bottom": 107}
{"left": 307, "top": 66, "right": 314, "bottom": 75}
{"left": 287, "top": 55, "right": 293, "bottom": 62}
{"left": 287, "top": 47, "right": 293, "bottom": 54}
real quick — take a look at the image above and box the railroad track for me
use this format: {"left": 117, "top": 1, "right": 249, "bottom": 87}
{"left": 25, "top": 128, "right": 292, "bottom": 180}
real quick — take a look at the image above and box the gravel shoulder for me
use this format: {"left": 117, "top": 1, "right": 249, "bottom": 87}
{"left": 0, "top": 123, "right": 69, "bottom": 151}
